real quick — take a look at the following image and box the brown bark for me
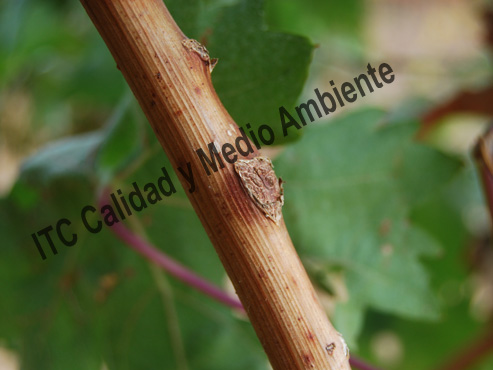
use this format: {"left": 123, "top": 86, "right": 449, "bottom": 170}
{"left": 418, "top": 86, "right": 493, "bottom": 139}
{"left": 79, "top": 1, "right": 351, "bottom": 369}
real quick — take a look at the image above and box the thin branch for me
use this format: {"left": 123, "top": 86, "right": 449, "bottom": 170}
{"left": 418, "top": 86, "right": 493, "bottom": 139}
{"left": 349, "top": 357, "right": 383, "bottom": 370}
{"left": 80, "top": 0, "right": 351, "bottom": 368}
{"left": 150, "top": 263, "right": 189, "bottom": 370}
{"left": 100, "top": 191, "right": 383, "bottom": 370}
{"left": 435, "top": 325, "right": 493, "bottom": 370}
{"left": 101, "top": 193, "right": 244, "bottom": 311}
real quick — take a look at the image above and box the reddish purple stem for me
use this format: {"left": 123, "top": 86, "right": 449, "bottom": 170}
{"left": 107, "top": 219, "right": 244, "bottom": 311}
{"left": 101, "top": 190, "right": 382, "bottom": 370}
{"left": 349, "top": 357, "right": 383, "bottom": 370}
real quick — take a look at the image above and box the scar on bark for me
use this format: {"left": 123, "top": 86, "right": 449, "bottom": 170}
{"left": 182, "top": 38, "right": 218, "bottom": 73}
{"left": 326, "top": 343, "right": 336, "bottom": 356}
{"left": 234, "top": 157, "right": 284, "bottom": 225}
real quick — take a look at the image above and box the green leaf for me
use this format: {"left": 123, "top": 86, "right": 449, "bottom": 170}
{"left": 165, "top": 0, "right": 314, "bottom": 145}
{"left": 265, "top": 0, "right": 364, "bottom": 41}
{"left": 351, "top": 167, "right": 482, "bottom": 369}
{"left": 0, "top": 148, "right": 269, "bottom": 369}
{"left": 2, "top": 0, "right": 482, "bottom": 368}
{"left": 165, "top": 0, "right": 201, "bottom": 39}
{"left": 208, "top": 0, "right": 314, "bottom": 144}
{"left": 1, "top": 99, "right": 269, "bottom": 369}
{"left": 96, "top": 94, "right": 144, "bottom": 182}
{"left": 274, "top": 108, "right": 463, "bottom": 346}
{"left": 19, "top": 131, "right": 103, "bottom": 185}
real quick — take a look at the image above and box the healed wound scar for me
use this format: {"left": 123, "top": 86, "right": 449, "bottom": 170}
{"left": 234, "top": 157, "right": 284, "bottom": 225}
{"left": 182, "top": 38, "right": 218, "bottom": 73}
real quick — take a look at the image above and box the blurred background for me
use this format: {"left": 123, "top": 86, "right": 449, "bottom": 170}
{"left": 1, "top": 0, "right": 493, "bottom": 369}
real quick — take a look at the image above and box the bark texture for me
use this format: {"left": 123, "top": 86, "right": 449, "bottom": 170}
{"left": 79, "top": 1, "right": 351, "bottom": 368}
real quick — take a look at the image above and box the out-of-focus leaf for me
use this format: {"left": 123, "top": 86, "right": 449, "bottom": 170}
{"left": 15, "top": 93, "right": 144, "bottom": 187}
{"left": 352, "top": 182, "right": 478, "bottom": 370}
{"left": 165, "top": 0, "right": 200, "bottom": 39}
{"left": 419, "top": 86, "right": 493, "bottom": 138}
{"left": 208, "top": 0, "right": 314, "bottom": 143}
{"left": 265, "top": 0, "right": 364, "bottom": 41}
{"left": 274, "top": 108, "right": 463, "bottom": 345}
{"left": 19, "top": 131, "right": 102, "bottom": 184}
{"left": 96, "top": 95, "right": 143, "bottom": 181}
{"left": 0, "top": 0, "right": 125, "bottom": 142}
{"left": 2, "top": 0, "right": 485, "bottom": 369}
{"left": 0, "top": 141, "right": 269, "bottom": 370}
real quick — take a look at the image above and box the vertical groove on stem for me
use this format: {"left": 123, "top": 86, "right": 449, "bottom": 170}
{"left": 80, "top": 1, "right": 351, "bottom": 368}
{"left": 103, "top": 188, "right": 380, "bottom": 370}
{"left": 101, "top": 190, "right": 244, "bottom": 311}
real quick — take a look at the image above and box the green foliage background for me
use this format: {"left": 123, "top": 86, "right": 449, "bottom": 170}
{"left": 1, "top": 0, "right": 492, "bottom": 369}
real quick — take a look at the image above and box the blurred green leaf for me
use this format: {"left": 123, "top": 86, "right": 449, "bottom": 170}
{"left": 0, "top": 144, "right": 269, "bottom": 369}
{"left": 352, "top": 169, "right": 481, "bottom": 369}
{"left": 274, "top": 108, "right": 463, "bottom": 345}
{"left": 208, "top": 0, "right": 314, "bottom": 144}
{"left": 18, "top": 131, "right": 102, "bottom": 187}
{"left": 1, "top": 0, "right": 490, "bottom": 369}
{"left": 96, "top": 95, "right": 144, "bottom": 181}
{"left": 265, "top": 0, "right": 364, "bottom": 41}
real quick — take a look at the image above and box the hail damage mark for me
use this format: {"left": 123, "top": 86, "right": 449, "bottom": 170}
{"left": 234, "top": 157, "right": 284, "bottom": 225}
{"left": 182, "top": 38, "right": 218, "bottom": 73}
{"left": 325, "top": 342, "right": 336, "bottom": 356}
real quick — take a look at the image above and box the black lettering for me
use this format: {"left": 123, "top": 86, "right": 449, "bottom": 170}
{"left": 353, "top": 73, "right": 374, "bottom": 97}
{"left": 330, "top": 80, "right": 345, "bottom": 107}
{"left": 81, "top": 205, "right": 102, "bottom": 233}
{"left": 37, "top": 225, "right": 58, "bottom": 255}
{"left": 222, "top": 143, "right": 237, "bottom": 164}
{"left": 32, "top": 232, "right": 46, "bottom": 260}
{"left": 279, "top": 106, "right": 302, "bottom": 137}
{"left": 157, "top": 166, "right": 176, "bottom": 196}
{"left": 56, "top": 218, "right": 77, "bottom": 247}
{"left": 102, "top": 204, "right": 119, "bottom": 226}
{"left": 367, "top": 62, "right": 383, "bottom": 88}
{"left": 235, "top": 128, "right": 255, "bottom": 156}
{"left": 196, "top": 142, "right": 225, "bottom": 175}
{"left": 341, "top": 82, "right": 357, "bottom": 103}
{"left": 144, "top": 182, "right": 162, "bottom": 204}
{"left": 379, "top": 63, "right": 395, "bottom": 84}
{"left": 258, "top": 125, "right": 275, "bottom": 145}
{"left": 295, "top": 99, "right": 322, "bottom": 125}
{"left": 177, "top": 162, "right": 196, "bottom": 193}
{"left": 314, "top": 88, "right": 336, "bottom": 115}
{"left": 128, "top": 182, "right": 148, "bottom": 211}
{"left": 117, "top": 189, "right": 132, "bottom": 217}
{"left": 244, "top": 124, "right": 262, "bottom": 150}
{"left": 110, "top": 192, "right": 126, "bottom": 220}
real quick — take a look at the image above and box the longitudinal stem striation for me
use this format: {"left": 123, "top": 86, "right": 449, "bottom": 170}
{"left": 80, "top": 0, "right": 352, "bottom": 369}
